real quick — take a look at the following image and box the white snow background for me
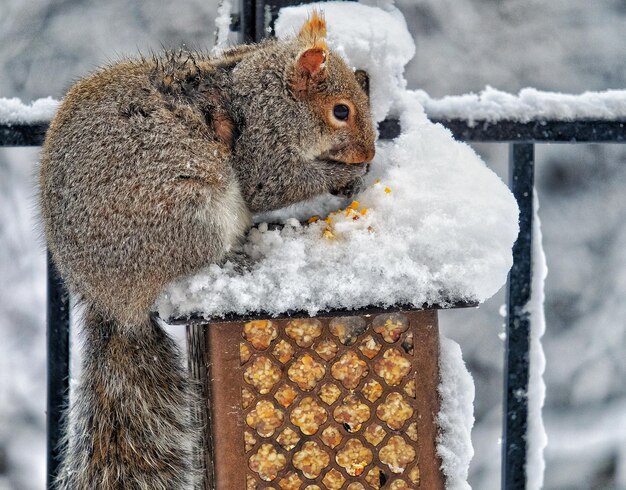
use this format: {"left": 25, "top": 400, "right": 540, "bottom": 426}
{"left": 1, "top": 1, "right": 626, "bottom": 489}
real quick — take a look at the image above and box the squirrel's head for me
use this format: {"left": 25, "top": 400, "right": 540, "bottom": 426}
{"left": 289, "top": 11, "right": 376, "bottom": 165}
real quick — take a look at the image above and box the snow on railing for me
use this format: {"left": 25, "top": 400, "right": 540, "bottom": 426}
{"left": 0, "top": 97, "right": 59, "bottom": 124}
{"left": 416, "top": 86, "right": 626, "bottom": 126}
{"left": 3, "top": 87, "right": 626, "bottom": 129}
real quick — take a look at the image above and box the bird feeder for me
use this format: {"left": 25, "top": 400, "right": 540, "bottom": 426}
{"left": 186, "top": 307, "right": 452, "bottom": 489}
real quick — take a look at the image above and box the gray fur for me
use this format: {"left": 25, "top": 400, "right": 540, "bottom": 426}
{"left": 40, "top": 33, "right": 375, "bottom": 489}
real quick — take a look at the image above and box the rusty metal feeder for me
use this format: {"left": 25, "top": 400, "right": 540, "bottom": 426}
{"left": 185, "top": 305, "right": 468, "bottom": 489}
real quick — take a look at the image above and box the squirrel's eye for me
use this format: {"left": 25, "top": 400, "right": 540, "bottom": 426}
{"left": 333, "top": 104, "right": 350, "bottom": 121}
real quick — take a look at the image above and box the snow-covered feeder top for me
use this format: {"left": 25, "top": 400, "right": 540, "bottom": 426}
{"left": 156, "top": 2, "right": 519, "bottom": 322}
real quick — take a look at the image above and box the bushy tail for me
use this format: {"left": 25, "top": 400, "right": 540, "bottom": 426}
{"left": 55, "top": 306, "right": 197, "bottom": 490}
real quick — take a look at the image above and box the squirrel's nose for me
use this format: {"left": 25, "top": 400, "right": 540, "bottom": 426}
{"left": 364, "top": 145, "right": 375, "bottom": 163}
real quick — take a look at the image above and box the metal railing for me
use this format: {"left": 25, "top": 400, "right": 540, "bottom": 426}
{"left": 1, "top": 1, "right": 625, "bottom": 487}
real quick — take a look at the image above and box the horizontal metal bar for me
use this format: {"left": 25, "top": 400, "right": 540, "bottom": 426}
{"left": 166, "top": 299, "right": 479, "bottom": 325}
{"left": 0, "top": 123, "right": 48, "bottom": 146}
{"left": 433, "top": 118, "right": 626, "bottom": 143}
{"left": 4, "top": 119, "right": 625, "bottom": 147}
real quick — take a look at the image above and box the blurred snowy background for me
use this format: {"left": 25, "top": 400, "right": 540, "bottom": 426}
{"left": 1, "top": 0, "right": 625, "bottom": 489}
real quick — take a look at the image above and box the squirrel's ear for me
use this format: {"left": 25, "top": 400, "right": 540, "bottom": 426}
{"left": 293, "top": 11, "right": 328, "bottom": 98}
{"left": 296, "top": 47, "right": 327, "bottom": 77}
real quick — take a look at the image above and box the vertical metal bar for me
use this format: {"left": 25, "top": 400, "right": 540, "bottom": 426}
{"left": 502, "top": 143, "right": 534, "bottom": 489}
{"left": 254, "top": 0, "right": 267, "bottom": 42}
{"left": 46, "top": 251, "right": 70, "bottom": 489}
{"left": 240, "top": 0, "right": 256, "bottom": 43}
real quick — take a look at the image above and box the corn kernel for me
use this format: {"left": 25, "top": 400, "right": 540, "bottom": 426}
{"left": 379, "top": 436, "right": 416, "bottom": 474}
{"left": 329, "top": 316, "right": 367, "bottom": 345}
{"left": 333, "top": 394, "right": 370, "bottom": 433}
{"left": 313, "top": 339, "right": 338, "bottom": 361}
{"left": 290, "top": 396, "right": 327, "bottom": 435}
{"left": 285, "top": 319, "right": 322, "bottom": 347}
{"left": 322, "top": 469, "right": 345, "bottom": 489}
{"left": 274, "top": 384, "right": 298, "bottom": 408}
{"left": 288, "top": 354, "right": 325, "bottom": 391}
{"left": 361, "top": 379, "right": 383, "bottom": 403}
{"left": 374, "top": 348, "right": 411, "bottom": 386}
{"left": 293, "top": 441, "right": 330, "bottom": 478}
{"left": 331, "top": 351, "right": 369, "bottom": 390}
{"left": 406, "top": 422, "right": 418, "bottom": 442}
{"left": 389, "top": 480, "right": 411, "bottom": 489}
{"left": 319, "top": 383, "right": 341, "bottom": 405}
{"left": 320, "top": 426, "right": 343, "bottom": 449}
{"left": 272, "top": 339, "right": 295, "bottom": 364}
{"left": 365, "top": 467, "right": 386, "bottom": 489}
{"left": 336, "top": 438, "right": 373, "bottom": 476}
{"left": 248, "top": 444, "right": 286, "bottom": 481}
{"left": 246, "top": 400, "right": 284, "bottom": 438}
{"left": 244, "top": 356, "right": 281, "bottom": 394}
{"left": 376, "top": 392, "right": 414, "bottom": 430}
{"left": 276, "top": 427, "right": 300, "bottom": 451}
{"left": 373, "top": 313, "right": 409, "bottom": 343}
{"left": 278, "top": 472, "right": 302, "bottom": 490}
{"left": 364, "top": 424, "right": 387, "bottom": 446}
{"left": 244, "top": 320, "right": 278, "bottom": 350}
{"left": 358, "top": 335, "right": 382, "bottom": 359}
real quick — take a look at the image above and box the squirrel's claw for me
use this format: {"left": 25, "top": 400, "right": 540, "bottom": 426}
{"left": 331, "top": 176, "right": 364, "bottom": 199}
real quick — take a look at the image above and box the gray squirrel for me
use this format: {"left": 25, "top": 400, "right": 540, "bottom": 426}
{"left": 39, "top": 12, "right": 375, "bottom": 489}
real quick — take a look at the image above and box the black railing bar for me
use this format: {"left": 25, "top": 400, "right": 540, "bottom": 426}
{"left": 167, "top": 299, "right": 479, "bottom": 326}
{"left": 0, "top": 123, "right": 48, "bottom": 146}
{"left": 502, "top": 143, "right": 535, "bottom": 489}
{"left": 3, "top": 118, "right": 626, "bottom": 147}
{"left": 431, "top": 119, "right": 626, "bottom": 143}
{"left": 46, "top": 252, "right": 70, "bottom": 489}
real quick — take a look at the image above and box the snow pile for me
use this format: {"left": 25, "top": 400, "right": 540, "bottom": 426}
{"left": 416, "top": 86, "right": 626, "bottom": 126}
{"left": 438, "top": 335, "right": 475, "bottom": 490}
{"left": 526, "top": 193, "right": 548, "bottom": 489}
{"left": 157, "top": 2, "right": 518, "bottom": 321}
{"left": 0, "top": 97, "right": 60, "bottom": 124}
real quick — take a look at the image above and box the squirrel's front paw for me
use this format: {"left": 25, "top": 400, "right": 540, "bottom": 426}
{"left": 330, "top": 163, "right": 369, "bottom": 198}
{"left": 331, "top": 176, "right": 364, "bottom": 199}
{"left": 224, "top": 249, "right": 253, "bottom": 274}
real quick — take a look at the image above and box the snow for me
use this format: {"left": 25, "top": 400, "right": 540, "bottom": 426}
{"left": 157, "top": 3, "right": 519, "bottom": 322}
{"left": 213, "top": 0, "right": 232, "bottom": 50}
{"left": 0, "top": 97, "right": 60, "bottom": 125}
{"left": 415, "top": 86, "right": 626, "bottom": 126}
{"left": 525, "top": 193, "right": 548, "bottom": 490}
{"left": 5, "top": 86, "right": 626, "bottom": 128}
{"left": 0, "top": 148, "right": 47, "bottom": 490}
{"left": 438, "top": 335, "right": 475, "bottom": 490}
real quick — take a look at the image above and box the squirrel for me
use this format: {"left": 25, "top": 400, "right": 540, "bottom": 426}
{"left": 39, "top": 12, "right": 375, "bottom": 490}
